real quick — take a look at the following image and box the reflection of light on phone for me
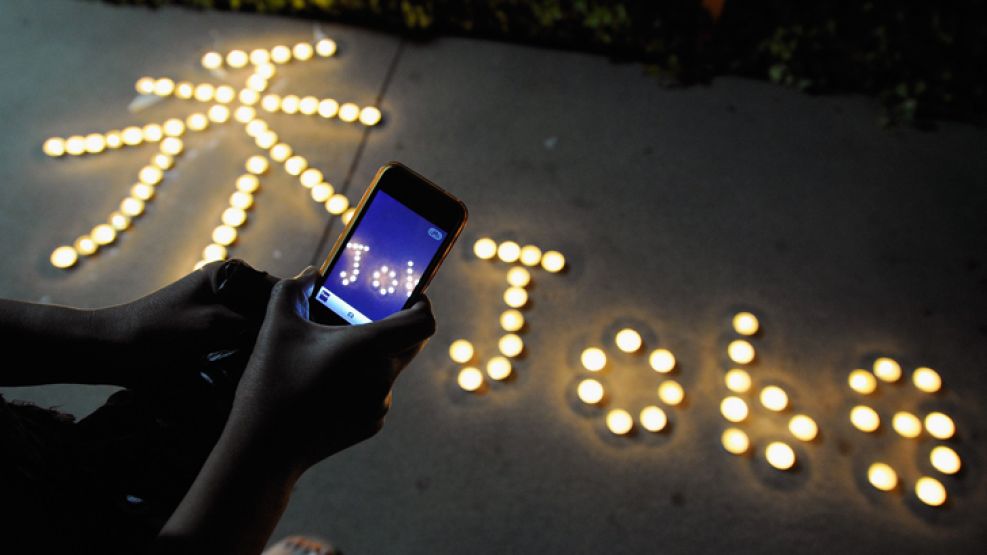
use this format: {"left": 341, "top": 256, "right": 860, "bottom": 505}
{"left": 405, "top": 261, "right": 416, "bottom": 297}
{"left": 372, "top": 265, "right": 399, "bottom": 296}
{"left": 338, "top": 242, "right": 368, "bottom": 286}
{"left": 367, "top": 261, "right": 418, "bottom": 297}
{"left": 339, "top": 238, "right": 420, "bottom": 298}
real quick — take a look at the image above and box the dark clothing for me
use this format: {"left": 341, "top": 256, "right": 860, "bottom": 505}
{"left": 0, "top": 349, "right": 248, "bottom": 554}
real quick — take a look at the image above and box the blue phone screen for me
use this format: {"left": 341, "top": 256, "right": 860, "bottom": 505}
{"left": 314, "top": 190, "right": 446, "bottom": 324}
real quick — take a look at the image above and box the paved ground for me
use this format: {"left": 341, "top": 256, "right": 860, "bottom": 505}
{"left": 2, "top": 1, "right": 986, "bottom": 553}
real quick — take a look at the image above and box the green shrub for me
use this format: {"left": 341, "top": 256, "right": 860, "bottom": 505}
{"left": 101, "top": 0, "right": 986, "bottom": 126}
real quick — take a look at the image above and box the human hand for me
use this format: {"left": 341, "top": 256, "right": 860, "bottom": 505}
{"left": 95, "top": 259, "right": 279, "bottom": 392}
{"left": 227, "top": 266, "right": 436, "bottom": 474}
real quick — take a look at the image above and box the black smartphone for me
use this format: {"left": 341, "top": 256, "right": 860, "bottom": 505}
{"left": 308, "top": 162, "right": 468, "bottom": 325}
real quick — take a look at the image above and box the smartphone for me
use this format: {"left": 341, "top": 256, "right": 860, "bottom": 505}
{"left": 308, "top": 162, "right": 468, "bottom": 325}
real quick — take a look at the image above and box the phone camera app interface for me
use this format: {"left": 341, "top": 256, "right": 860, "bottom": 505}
{"left": 316, "top": 190, "right": 445, "bottom": 324}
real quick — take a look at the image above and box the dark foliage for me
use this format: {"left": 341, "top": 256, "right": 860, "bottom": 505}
{"left": 101, "top": 0, "right": 987, "bottom": 126}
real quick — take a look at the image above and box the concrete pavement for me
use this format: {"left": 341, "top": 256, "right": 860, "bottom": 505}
{"left": 1, "top": 1, "right": 986, "bottom": 553}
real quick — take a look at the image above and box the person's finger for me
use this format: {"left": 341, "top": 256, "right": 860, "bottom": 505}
{"left": 208, "top": 259, "right": 280, "bottom": 320}
{"left": 292, "top": 265, "right": 319, "bottom": 281}
{"left": 293, "top": 266, "right": 320, "bottom": 299}
{"left": 354, "top": 296, "right": 436, "bottom": 354}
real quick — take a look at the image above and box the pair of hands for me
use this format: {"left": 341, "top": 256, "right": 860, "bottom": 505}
{"left": 98, "top": 259, "right": 435, "bottom": 473}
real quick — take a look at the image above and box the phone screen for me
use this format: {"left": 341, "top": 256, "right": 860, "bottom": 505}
{"left": 313, "top": 189, "right": 447, "bottom": 324}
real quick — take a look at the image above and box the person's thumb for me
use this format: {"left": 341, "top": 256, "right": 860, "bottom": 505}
{"left": 265, "top": 266, "right": 319, "bottom": 324}
{"left": 207, "top": 258, "right": 280, "bottom": 321}
{"left": 355, "top": 296, "right": 436, "bottom": 354}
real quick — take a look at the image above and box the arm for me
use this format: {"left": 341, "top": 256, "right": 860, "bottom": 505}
{"left": 0, "top": 260, "right": 277, "bottom": 389}
{"left": 0, "top": 299, "right": 126, "bottom": 386}
{"left": 149, "top": 414, "right": 302, "bottom": 554}
{"left": 151, "top": 268, "right": 435, "bottom": 554}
